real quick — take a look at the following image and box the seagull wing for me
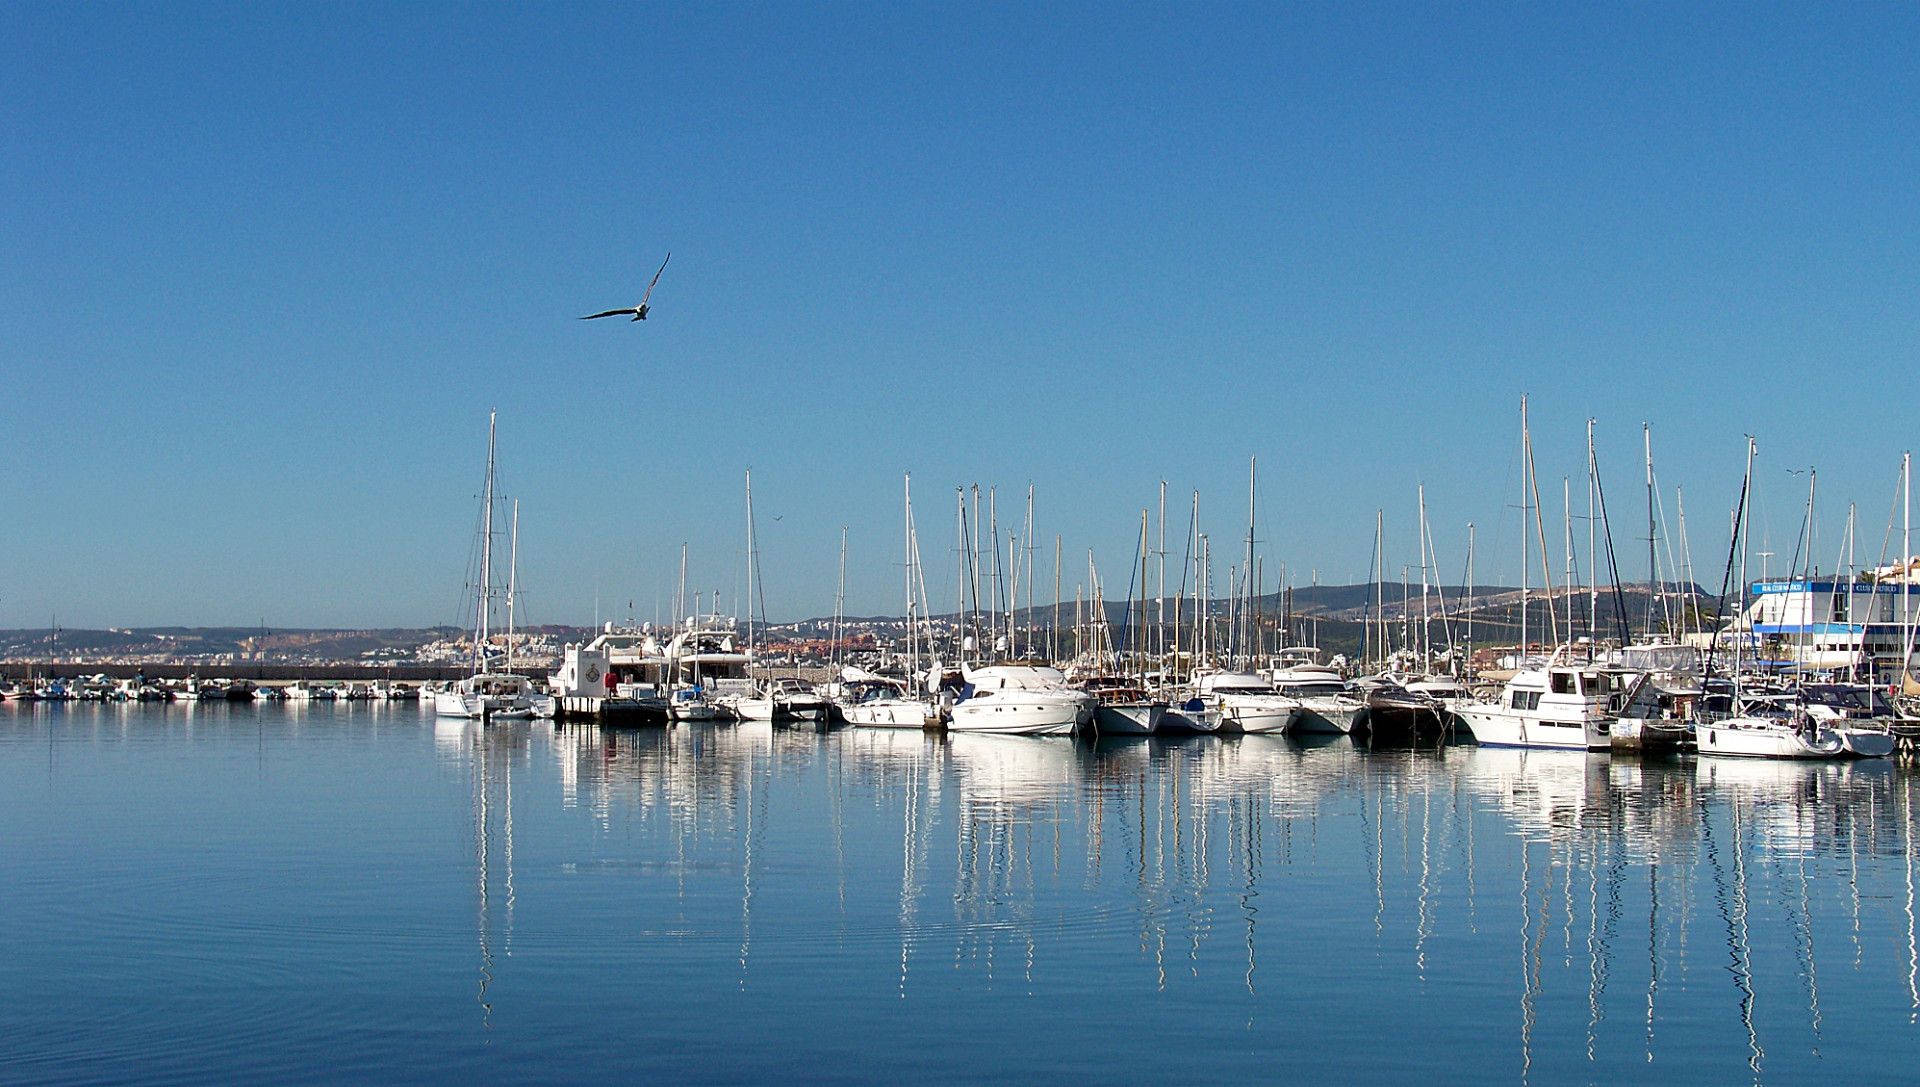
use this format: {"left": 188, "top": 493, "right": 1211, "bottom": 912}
{"left": 581, "top": 308, "right": 638, "bottom": 320}
{"left": 640, "top": 252, "right": 671, "bottom": 306}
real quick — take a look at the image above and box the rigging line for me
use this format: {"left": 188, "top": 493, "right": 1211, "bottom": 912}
{"left": 1590, "top": 443, "right": 1636, "bottom": 647}
{"left": 1703, "top": 467, "right": 1751, "bottom": 681}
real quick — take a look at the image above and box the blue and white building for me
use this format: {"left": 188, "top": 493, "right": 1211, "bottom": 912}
{"left": 1737, "top": 579, "right": 1920, "bottom": 680}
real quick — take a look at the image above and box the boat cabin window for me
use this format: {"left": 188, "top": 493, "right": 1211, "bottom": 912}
{"left": 1510, "top": 690, "right": 1542, "bottom": 711}
{"left": 1550, "top": 672, "right": 1575, "bottom": 695}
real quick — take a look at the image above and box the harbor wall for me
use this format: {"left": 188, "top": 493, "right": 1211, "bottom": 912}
{"left": 0, "top": 663, "right": 536, "bottom": 682}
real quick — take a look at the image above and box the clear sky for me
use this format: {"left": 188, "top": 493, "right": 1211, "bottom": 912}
{"left": 4, "top": 3, "right": 1917, "bottom": 629}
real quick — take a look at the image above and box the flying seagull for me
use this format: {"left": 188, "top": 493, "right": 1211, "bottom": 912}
{"left": 582, "top": 253, "right": 672, "bottom": 321}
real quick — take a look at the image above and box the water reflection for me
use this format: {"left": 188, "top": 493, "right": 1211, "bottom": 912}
{"left": 438, "top": 716, "right": 525, "bottom": 1031}
{"left": 411, "top": 711, "right": 1920, "bottom": 1077}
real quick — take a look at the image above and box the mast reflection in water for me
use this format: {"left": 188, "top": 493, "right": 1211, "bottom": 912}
{"left": 8, "top": 701, "right": 1920, "bottom": 1084}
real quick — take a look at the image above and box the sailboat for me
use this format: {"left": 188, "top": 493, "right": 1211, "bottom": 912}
{"left": 1698, "top": 442, "right": 1843, "bottom": 759}
{"left": 436, "top": 413, "right": 556, "bottom": 721}
{"left": 840, "top": 474, "right": 941, "bottom": 729}
{"left": 1451, "top": 398, "right": 1615, "bottom": 750}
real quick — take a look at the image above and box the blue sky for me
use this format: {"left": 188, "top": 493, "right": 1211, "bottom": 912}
{"left": 3, "top": 3, "right": 1917, "bottom": 628}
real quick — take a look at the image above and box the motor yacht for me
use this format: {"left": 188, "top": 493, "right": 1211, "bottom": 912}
{"left": 947, "top": 663, "right": 1095, "bottom": 736}
{"left": 1187, "top": 668, "right": 1295, "bottom": 734}
{"left": 1452, "top": 661, "right": 1615, "bottom": 750}
{"left": 1268, "top": 661, "right": 1365, "bottom": 735}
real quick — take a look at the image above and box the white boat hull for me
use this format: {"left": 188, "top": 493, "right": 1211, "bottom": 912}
{"left": 949, "top": 697, "right": 1088, "bottom": 736}
{"left": 1454, "top": 705, "right": 1606, "bottom": 750}
{"left": 842, "top": 698, "right": 935, "bottom": 728}
{"left": 1698, "top": 718, "right": 1844, "bottom": 759}
{"left": 435, "top": 690, "right": 554, "bottom": 719}
{"left": 1217, "top": 696, "right": 1296, "bottom": 735}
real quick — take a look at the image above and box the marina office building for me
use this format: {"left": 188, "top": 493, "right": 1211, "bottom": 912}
{"left": 1738, "top": 578, "right": 1920, "bottom": 680}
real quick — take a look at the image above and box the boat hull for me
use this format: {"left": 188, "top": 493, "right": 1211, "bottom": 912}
{"left": 949, "top": 698, "right": 1088, "bottom": 736}
{"left": 1159, "top": 702, "right": 1223, "bottom": 733}
{"left": 1454, "top": 705, "right": 1606, "bottom": 750}
{"left": 1358, "top": 701, "right": 1444, "bottom": 742}
{"left": 1094, "top": 702, "right": 1166, "bottom": 735}
{"left": 841, "top": 698, "right": 936, "bottom": 729}
{"left": 1609, "top": 717, "right": 1692, "bottom": 754}
{"left": 1697, "top": 718, "right": 1843, "bottom": 759}
{"left": 1217, "top": 697, "right": 1296, "bottom": 735}
{"left": 1835, "top": 727, "right": 1897, "bottom": 758}
{"left": 1292, "top": 697, "right": 1362, "bottom": 735}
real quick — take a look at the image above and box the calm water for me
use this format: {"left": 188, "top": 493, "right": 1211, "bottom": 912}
{"left": 7, "top": 703, "right": 1920, "bottom": 1084}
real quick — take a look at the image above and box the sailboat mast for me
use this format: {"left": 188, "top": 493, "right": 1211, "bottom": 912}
{"left": 1419, "top": 483, "right": 1431, "bottom": 670}
{"left": 1564, "top": 477, "right": 1573, "bottom": 651}
{"left": 1053, "top": 535, "right": 1061, "bottom": 663}
{"left": 1646, "top": 422, "right": 1658, "bottom": 641}
{"left": 971, "top": 485, "right": 982, "bottom": 653}
{"left": 475, "top": 410, "right": 497, "bottom": 675}
{"left": 1524, "top": 400, "right": 1559, "bottom": 650}
{"left": 1022, "top": 484, "right": 1035, "bottom": 658}
{"left": 903, "top": 474, "right": 914, "bottom": 686}
{"left": 1245, "top": 456, "right": 1257, "bottom": 668}
{"left": 835, "top": 525, "right": 848, "bottom": 674}
{"left": 1140, "top": 509, "right": 1151, "bottom": 678}
{"left": 1588, "top": 420, "right": 1598, "bottom": 648}
{"left": 1375, "top": 509, "right": 1385, "bottom": 673}
{"left": 956, "top": 488, "right": 969, "bottom": 656}
{"left": 1465, "top": 524, "right": 1474, "bottom": 678}
{"left": 1157, "top": 481, "right": 1167, "bottom": 673}
{"left": 1520, "top": 397, "right": 1529, "bottom": 666}
{"left": 506, "top": 498, "right": 518, "bottom": 676}
{"left": 745, "top": 469, "right": 756, "bottom": 657}
{"left": 988, "top": 487, "right": 1002, "bottom": 650}
{"left": 1738, "top": 437, "right": 1755, "bottom": 699}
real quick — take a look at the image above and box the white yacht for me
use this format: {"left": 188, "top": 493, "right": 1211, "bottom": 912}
{"left": 667, "top": 686, "right": 723, "bottom": 721}
{"left": 836, "top": 673, "right": 937, "bottom": 729}
{"left": 663, "top": 616, "right": 755, "bottom": 709}
{"left": 947, "top": 663, "right": 1095, "bottom": 736}
{"left": 736, "top": 676, "right": 830, "bottom": 723}
{"left": 436, "top": 673, "right": 556, "bottom": 720}
{"left": 549, "top": 623, "right": 673, "bottom": 710}
{"left": 1268, "top": 661, "right": 1364, "bottom": 734}
{"left": 1188, "top": 668, "right": 1296, "bottom": 734}
{"left": 1452, "top": 662, "right": 1614, "bottom": 750}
